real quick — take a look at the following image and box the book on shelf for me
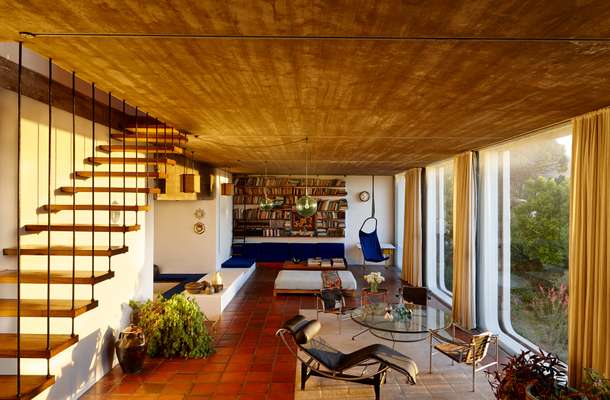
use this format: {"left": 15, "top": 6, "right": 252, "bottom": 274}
{"left": 234, "top": 176, "right": 345, "bottom": 188}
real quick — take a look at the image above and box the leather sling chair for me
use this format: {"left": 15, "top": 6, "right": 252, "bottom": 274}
{"left": 276, "top": 315, "right": 419, "bottom": 400}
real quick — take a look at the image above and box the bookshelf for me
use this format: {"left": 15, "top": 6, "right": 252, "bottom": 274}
{"left": 233, "top": 175, "right": 347, "bottom": 238}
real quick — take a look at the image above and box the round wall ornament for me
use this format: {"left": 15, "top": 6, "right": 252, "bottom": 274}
{"left": 359, "top": 191, "right": 370, "bottom": 202}
{"left": 194, "top": 208, "right": 205, "bottom": 219}
{"left": 193, "top": 222, "right": 206, "bottom": 235}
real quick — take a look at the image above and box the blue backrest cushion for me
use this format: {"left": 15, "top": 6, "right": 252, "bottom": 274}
{"left": 317, "top": 243, "right": 345, "bottom": 259}
{"left": 290, "top": 243, "right": 317, "bottom": 261}
{"left": 258, "top": 242, "right": 290, "bottom": 262}
{"left": 242, "top": 243, "right": 260, "bottom": 259}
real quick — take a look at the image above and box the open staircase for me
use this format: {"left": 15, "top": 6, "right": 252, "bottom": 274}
{"left": 0, "top": 124, "right": 188, "bottom": 399}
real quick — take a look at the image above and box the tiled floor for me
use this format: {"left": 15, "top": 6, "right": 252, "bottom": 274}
{"left": 82, "top": 265, "right": 492, "bottom": 399}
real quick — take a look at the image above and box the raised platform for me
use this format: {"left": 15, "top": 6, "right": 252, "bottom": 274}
{"left": 185, "top": 265, "right": 256, "bottom": 321}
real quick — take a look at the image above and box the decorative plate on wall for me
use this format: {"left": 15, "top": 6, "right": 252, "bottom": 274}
{"left": 359, "top": 191, "right": 370, "bottom": 202}
{"left": 193, "top": 222, "right": 206, "bottom": 235}
{"left": 194, "top": 208, "right": 205, "bottom": 220}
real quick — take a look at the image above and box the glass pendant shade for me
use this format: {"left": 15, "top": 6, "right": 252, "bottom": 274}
{"left": 259, "top": 196, "right": 274, "bottom": 211}
{"left": 296, "top": 195, "right": 318, "bottom": 217}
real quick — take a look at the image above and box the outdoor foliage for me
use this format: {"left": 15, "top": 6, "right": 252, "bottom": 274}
{"left": 129, "top": 294, "right": 214, "bottom": 358}
{"left": 511, "top": 176, "right": 569, "bottom": 269}
{"left": 508, "top": 139, "right": 571, "bottom": 361}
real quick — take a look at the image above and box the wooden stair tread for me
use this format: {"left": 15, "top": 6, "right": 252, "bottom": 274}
{"left": 115, "top": 132, "right": 187, "bottom": 142}
{"left": 0, "top": 269, "right": 114, "bottom": 284}
{"left": 74, "top": 171, "right": 166, "bottom": 179}
{"left": 0, "top": 334, "right": 78, "bottom": 358}
{"left": 0, "top": 299, "right": 98, "bottom": 317}
{"left": 24, "top": 224, "right": 140, "bottom": 233}
{"left": 3, "top": 246, "right": 128, "bottom": 257}
{"left": 41, "top": 204, "right": 150, "bottom": 213}
{"left": 98, "top": 144, "right": 184, "bottom": 154}
{"left": 86, "top": 157, "right": 176, "bottom": 165}
{"left": 0, "top": 375, "right": 55, "bottom": 400}
{"left": 59, "top": 186, "right": 160, "bottom": 194}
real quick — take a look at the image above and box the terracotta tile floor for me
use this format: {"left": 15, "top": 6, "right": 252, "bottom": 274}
{"left": 81, "top": 265, "right": 455, "bottom": 399}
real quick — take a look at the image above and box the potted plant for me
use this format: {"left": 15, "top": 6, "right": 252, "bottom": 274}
{"left": 129, "top": 293, "right": 214, "bottom": 358}
{"left": 364, "top": 272, "right": 385, "bottom": 292}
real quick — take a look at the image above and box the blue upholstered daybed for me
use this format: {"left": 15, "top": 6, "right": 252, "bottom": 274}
{"left": 221, "top": 242, "right": 345, "bottom": 269}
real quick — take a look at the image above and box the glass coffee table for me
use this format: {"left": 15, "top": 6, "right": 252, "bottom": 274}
{"left": 350, "top": 302, "right": 452, "bottom": 343}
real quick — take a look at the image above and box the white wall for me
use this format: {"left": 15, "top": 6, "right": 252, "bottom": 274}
{"left": 344, "top": 175, "right": 395, "bottom": 265}
{"left": 0, "top": 87, "right": 153, "bottom": 399}
{"left": 154, "top": 169, "right": 232, "bottom": 275}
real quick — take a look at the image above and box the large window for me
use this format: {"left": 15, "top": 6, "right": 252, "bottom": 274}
{"left": 479, "top": 124, "right": 571, "bottom": 361}
{"left": 425, "top": 160, "right": 454, "bottom": 301}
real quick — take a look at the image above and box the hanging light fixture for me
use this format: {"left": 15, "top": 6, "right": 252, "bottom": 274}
{"left": 296, "top": 137, "right": 318, "bottom": 217}
{"left": 259, "top": 162, "right": 274, "bottom": 211}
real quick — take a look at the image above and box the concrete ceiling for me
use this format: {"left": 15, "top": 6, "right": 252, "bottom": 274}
{"left": 2, "top": 1, "right": 610, "bottom": 174}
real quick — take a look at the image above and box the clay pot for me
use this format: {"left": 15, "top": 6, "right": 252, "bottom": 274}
{"left": 115, "top": 324, "right": 146, "bottom": 374}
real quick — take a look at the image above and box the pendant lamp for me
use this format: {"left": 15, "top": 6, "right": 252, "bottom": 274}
{"left": 296, "top": 137, "right": 318, "bottom": 217}
{"left": 259, "top": 162, "right": 274, "bottom": 211}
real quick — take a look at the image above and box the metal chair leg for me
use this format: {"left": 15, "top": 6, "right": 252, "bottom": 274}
{"left": 472, "top": 361, "right": 476, "bottom": 392}
{"left": 429, "top": 333, "right": 433, "bottom": 374}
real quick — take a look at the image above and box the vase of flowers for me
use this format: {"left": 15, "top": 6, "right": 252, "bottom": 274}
{"left": 364, "top": 272, "right": 385, "bottom": 293}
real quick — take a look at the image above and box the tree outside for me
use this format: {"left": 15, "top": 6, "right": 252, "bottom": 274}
{"left": 508, "top": 138, "right": 570, "bottom": 361}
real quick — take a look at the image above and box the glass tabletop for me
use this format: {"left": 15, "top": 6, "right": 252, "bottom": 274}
{"left": 350, "top": 302, "right": 452, "bottom": 334}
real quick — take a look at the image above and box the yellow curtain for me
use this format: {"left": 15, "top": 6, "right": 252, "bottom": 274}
{"left": 452, "top": 151, "right": 477, "bottom": 330}
{"left": 402, "top": 168, "right": 422, "bottom": 286}
{"left": 568, "top": 108, "right": 610, "bottom": 386}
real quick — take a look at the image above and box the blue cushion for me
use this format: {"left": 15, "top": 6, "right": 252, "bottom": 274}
{"left": 241, "top": 243, "right": 260, "bottom": 259}
{"left": 258, "top": 242, "right": 290, "bottom": 262}
{"left": 290, "top": 243, "right": 317, "bottom": 261}
{"left": 222, "top": 256, "right": 256, "bottom": 269}
{"left": 317, "top": 243, "right": 345, "bottom": 259}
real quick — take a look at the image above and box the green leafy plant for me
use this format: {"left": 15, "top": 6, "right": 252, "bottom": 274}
{"left": 129, "top": 294, "right": 214, "bottom": 358}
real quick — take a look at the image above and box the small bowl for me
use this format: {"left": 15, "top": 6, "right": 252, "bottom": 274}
{"left": 185, "top": 281, "right": 204, "bottom": 294}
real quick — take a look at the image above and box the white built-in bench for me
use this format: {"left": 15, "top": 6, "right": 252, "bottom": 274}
{"left": 185, "top": 264, "right": 256, "bottom": 321}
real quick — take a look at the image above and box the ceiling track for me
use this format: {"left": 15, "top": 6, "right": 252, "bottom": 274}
{"left": 19, "top": 32, "right": 610, "bottom": 43}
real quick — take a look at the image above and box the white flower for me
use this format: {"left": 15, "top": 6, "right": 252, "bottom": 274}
{"left": 364, "top": 272, "right": 385, "bottom": 284}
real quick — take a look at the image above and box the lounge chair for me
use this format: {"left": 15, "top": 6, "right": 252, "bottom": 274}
{"left": 276, "top": 314, "right": 418, "bottom": 400}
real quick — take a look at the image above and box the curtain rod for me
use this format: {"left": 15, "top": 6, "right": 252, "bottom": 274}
{"left": 20, "top": 31, "right": 610, "bottom": 43}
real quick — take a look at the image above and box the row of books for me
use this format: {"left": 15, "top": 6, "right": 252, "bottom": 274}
{"left": 235, "top": 187, "right": 347, "bottom": 196}
{"left": 234, "top": 195, "right": 295, "bottom": 205}
{"left": 234, "top": 227, "right": 290, "bottom": 237}
{"left": 316, "top": 211, "right": 345, "bottom": 219}
{"left": 316, "top": 220, "right": 346, "bottom": 228}
{"left": 318, "top": 199, "right": 348, "bottom": 211}
{"left": 307, "top": 258, "right": 345, "bottom": 267}
{"left": 233, "top": 209, "right": 292, "bottom": 220}
{"left": 234, "top": 177, "right": 346, "bottom": 188}
{"left": 316, "top": 228, "right": 345, "bottom": 237}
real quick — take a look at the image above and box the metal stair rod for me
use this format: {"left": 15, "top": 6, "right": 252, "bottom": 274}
{"left": 71, "top": 71, "right": 76, "bottom": 336}
{"left": 16, "top": 40, "right": 23, "bottom": 398}
{"left": 46, "top": 57, "right": 52, "bottom": 377}
{"left": 108, "top": 92, "right": 112, "bottom": 273}
{"left": 145, "top": 112, "right": 149, "bottom": 206}
{"left": 122, "top": 100, "right": 126, "bottom": 248}
{"left": 91, "top": 82, "right": 95, "bottom": 301}
{"left": 135, "top": 107, "right": 138, "bottom": 227}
